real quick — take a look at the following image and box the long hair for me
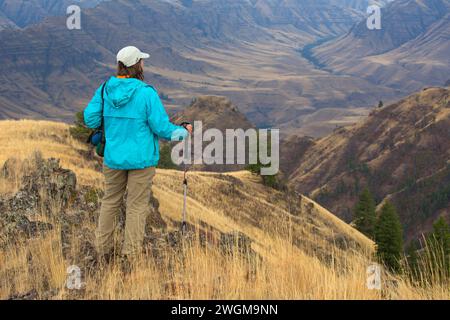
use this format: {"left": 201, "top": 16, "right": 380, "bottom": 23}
{"left": 117, "top": 59, "right": 144, "bottom": 81}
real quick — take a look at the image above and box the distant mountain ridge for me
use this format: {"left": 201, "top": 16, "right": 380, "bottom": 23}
{"left": 0, "top": 0, "right": 367, "bottom": 125}
{"left": 0, "top": 0, "right": 448, "bottom": 139}
{"left": 313, "top": 0, "right": 450, "bottom": 93}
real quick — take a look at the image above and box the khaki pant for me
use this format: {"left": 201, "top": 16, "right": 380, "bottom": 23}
{"left": 96, "top": 165, "right": 156, "bottom": 257}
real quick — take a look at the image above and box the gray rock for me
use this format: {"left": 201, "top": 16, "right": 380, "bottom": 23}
{"left": 0, "top": 210, "right": 53, "bottom": 247}
{"left": 20, "top": 157, "right": 77, "bottom": 216}
{"left": 7, "top": 289, "right": 39, "bottom": 300}
{"left": 219, "top": 231, "right": 254, "bottom": 257}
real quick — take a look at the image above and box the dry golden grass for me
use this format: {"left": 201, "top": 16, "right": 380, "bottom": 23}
{"left": 0, "top": 120, "right": 103, "bottom": 194}
{"left": 0, "top": 120, "right": 448, "bottom": 300}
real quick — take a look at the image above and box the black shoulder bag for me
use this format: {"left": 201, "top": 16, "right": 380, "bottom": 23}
{"left": 87, "top": 81, "right": 107, "bottom": 157}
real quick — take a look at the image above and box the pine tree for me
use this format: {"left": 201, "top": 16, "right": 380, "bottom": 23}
{"left": 406, "top": 240, "right": 420, "bottom": 280}
{"left": 431, "top": 217, "right": 450, "bottom": 255}
{"left": 69, "top": 111, "right": 92, "bottom": 142}
{"left": 375, "top": 201, "right": 403, "bottom": 272}
{"left": 378, "top": 100, "right": 384, "bottom": 108}
{"left": 245, "top": 131, "right": 281, "bottom": 190}
{"left": 158, "top": 143, "right": 178, "bottom": 169}
{"left": 353, "top": 188, "right": 376, "bottom": 238}
{"left": 427, "top": 216, "right": 450, "bottom": 275}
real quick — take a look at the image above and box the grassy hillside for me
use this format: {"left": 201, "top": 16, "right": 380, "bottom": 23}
{"left": 289, "top": 87, "right": 450, "bottom": 242}
{"left": 0, "top": 120, "right": 447, "bottom": 299}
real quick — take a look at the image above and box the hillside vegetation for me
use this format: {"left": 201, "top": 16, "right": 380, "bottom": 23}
{"left": 0, "top": 120, "right": 448, "bottom": 299}
{"left": 289, "top": 87, "right": 450, "bottom": 242}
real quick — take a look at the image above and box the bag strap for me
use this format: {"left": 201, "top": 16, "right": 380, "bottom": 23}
{"left": 100, "top": 81, "right": 107, "bottom": 144}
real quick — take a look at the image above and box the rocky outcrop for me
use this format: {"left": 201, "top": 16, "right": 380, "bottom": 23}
{"left": 0, "top": 153, "right": 76, "bottom": 247}
{"left": 0, "top": 210, "right": 53, "bottom": 247}
{"left": 219, "top": 231, "right": 253, "bottom": 257}
{"left": 1, "top": 154, "right": 76, "bottom": 214}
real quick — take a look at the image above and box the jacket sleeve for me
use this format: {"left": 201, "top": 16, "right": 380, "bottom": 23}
{"left": 83, "top": 85, "right": 104, "bottom": 129}
{"left": 146, "top": 88, "right": 188, "bottom": 141}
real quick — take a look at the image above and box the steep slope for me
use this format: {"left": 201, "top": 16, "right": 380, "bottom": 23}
{"left": 0, "top": 19, "right": 113, "bottom": 120}
{"left": 0, "top": 119, "right": 383, "bottom": 300}
{"left": 0, "top": 119, "right": 373, "bottom": 253}
{"left": 288, "top": 87, "right": 450, "bottom": 242}
{"left": 370, "top": 13, "right": 450, "bottom": 91}
{"left": 279, "top": 134, "right": 315, "bottom": 177}
{"left": 314, "top": 0, "right": 450, "bottom": 93}
{"left": 316, "top": 0, "right": 450, "bottom": 59}
{"left": 0, "top": 0, "right": 105, "bottom": 28}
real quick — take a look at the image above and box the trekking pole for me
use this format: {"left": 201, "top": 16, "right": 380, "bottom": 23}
{"left": 182, "top": 160, "right": 188, "bottom": 235}
{"left": 180, "top": 124, "right": 191, "bottom": 236}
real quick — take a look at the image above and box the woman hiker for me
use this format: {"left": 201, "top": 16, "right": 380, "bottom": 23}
{"left": 84, "top": 46, "right": 193, "bottom": 262}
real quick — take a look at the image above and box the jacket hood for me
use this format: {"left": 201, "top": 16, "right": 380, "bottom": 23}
{"left": 105, "top": 77, "right": 145, "bottom": 109}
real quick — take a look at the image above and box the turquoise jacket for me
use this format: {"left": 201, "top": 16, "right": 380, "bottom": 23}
{"left": 84, "top": 77, "right": 187, "bottom": 170}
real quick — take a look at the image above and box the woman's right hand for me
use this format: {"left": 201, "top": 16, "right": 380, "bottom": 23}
{"left": 180, "top": 122, "right": 193, "bottom": 134}
{"left": 185, "top": 124, "right": 193, "bottom": 134}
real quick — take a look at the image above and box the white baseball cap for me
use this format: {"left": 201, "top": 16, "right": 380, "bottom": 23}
{"left": 117, "top": 46, "right": 150, "bottom": 67}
